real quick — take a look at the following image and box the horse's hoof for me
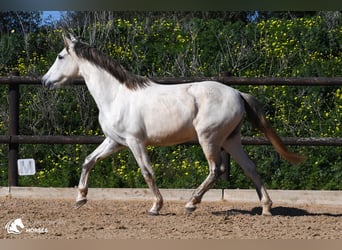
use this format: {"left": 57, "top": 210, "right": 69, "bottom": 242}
{"left": 262, "top": 204, "right": 272, "bottom": 216}
{"left": 75, "top": 199, "right": 87, "bottom": 209}
{"left": 147, "top": 210, "right": 159, "bottom": 216}
{"left": 185, "top": 206, "right": 196, "bottom": 214}
{"left": 262, "top": 211, "right": 272, "bottom": 216}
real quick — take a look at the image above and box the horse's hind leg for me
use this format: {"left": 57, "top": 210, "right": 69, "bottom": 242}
{"left": 76, "top": 138, "right": 123, "bottom": 208}
{"left": 185, "top": 141, "right": 224, "bottom": 213}
{"left": 222, "top": 135, "right": 272, "bottom": 216}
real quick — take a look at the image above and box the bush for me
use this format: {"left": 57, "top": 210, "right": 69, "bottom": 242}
{"left": 0, "top": 12, "right": 341, "bottom": 190}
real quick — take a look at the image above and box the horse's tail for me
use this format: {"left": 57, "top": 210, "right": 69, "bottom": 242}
{"left": 240, "top": 92, "right": 305, "bottom": 164}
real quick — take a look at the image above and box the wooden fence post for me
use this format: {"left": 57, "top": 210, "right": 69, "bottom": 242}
{"left": 8, "top": 82, "right": 19, "bottom": 186}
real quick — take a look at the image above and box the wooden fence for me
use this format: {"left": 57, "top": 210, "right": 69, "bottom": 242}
{"left": 1, "top": 76, "right": 342, "bottom": 186}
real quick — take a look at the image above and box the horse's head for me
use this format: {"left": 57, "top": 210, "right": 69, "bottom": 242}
{"left": 42, "top": 34, "right": 80, "bottom": 89}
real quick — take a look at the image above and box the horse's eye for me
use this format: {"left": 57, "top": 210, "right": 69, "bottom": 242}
{"left": 58, "top": 55, "right": 64, "bottom": 60}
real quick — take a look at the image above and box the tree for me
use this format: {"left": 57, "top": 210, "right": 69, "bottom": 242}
{"left": 256, "top": 11, "right": 318, "bottom": 21}
{"left": 0, "top": 11, "right": 41, "bottom": 35}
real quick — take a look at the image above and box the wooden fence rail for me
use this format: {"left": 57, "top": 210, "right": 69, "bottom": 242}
{"left": 0, "top": 135, "right": 341, "bottom": 146}
{"left": 1, "top": 76, "right": 341, "bottom": 186}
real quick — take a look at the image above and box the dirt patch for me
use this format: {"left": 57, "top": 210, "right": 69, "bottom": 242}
{"left": 1, "top": 197, "right": 341, "bottom": 239}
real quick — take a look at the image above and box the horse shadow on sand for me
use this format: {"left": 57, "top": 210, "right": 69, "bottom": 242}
{"left": 212, "top": 206, "right": 342, "bottom": 217}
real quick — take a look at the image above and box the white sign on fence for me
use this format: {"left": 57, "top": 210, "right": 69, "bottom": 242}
{"left": 17, "top": 159, "right": 36, "bottom": 176}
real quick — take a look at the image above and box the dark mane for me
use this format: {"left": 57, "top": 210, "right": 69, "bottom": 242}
{"left": 73, "top": 41, "right": 150, "bottom": 90}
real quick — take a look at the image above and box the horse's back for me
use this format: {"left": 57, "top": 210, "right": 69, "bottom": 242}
{"left": 150, "top": 80, "right": 245, "bottom": 126}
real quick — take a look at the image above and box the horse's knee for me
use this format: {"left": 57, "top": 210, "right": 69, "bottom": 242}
{"left": 212, "top": 165, "right": 225, "bottom": 179}
{"left": 142, "top": 170, "right": 155, "bottom": 183}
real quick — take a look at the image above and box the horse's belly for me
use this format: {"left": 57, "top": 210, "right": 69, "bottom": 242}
{"left": 145, "top": 120, "right": 197, "bottom": 146}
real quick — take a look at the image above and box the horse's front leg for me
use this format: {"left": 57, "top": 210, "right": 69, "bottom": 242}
{"left": 127, "top": 140, "right": 163, "bottom": 215}
{"left": 76, "top": 138, "right": 123, "bottom": 208}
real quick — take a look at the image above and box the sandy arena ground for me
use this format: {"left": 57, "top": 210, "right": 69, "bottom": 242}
{"left": 1, "top": 197, "right": 341, "bottom": 239}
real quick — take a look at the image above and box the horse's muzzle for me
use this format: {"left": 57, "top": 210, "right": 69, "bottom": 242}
{"left": 41, "top": 75, "right": 58, "bottom": 90}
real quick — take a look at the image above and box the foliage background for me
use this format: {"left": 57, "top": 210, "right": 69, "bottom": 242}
{"left": 0, "top": 11, "right": 341, "bottom": 190}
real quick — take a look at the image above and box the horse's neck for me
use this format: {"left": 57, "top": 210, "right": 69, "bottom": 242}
{"left": 79, "top": 61, "right": 120, "bottom": 111}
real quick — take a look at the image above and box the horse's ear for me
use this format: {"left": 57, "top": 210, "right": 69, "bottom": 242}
{"left": 63, "top": 34, "right": 73, "bottom": 49}
{"left": 69, "top": 33, "right": 78, "bottom": 42}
